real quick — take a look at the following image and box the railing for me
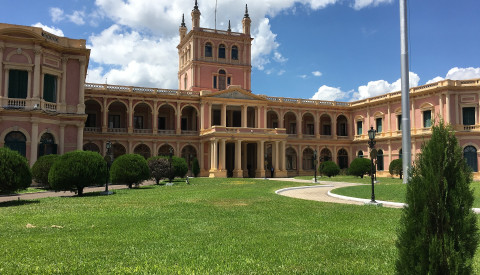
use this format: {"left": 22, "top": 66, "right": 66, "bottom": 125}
{"left": 85, "top": 83, "right": 201, "bottom": 97}
{"left": 320, "top": 135, "right": 333, "bottom": 139}
{"left": 303, "top": 134, "right": 315, "bottom": 138}
{"left": 133, "top": 129, "right": 153, "bottom": 134}
{"left": 337, "top": 135, "right": 350, "bottom": 139}
{"left": 84, "top": 127, "right": 101, "bottom": 133}
{"left": 462, "top": 125, "right": 480, "bottom": 131}
{"left": 157, "top": 130, "right": 176, "bottom": 135}
{"left": 107, "top": 128, "right": 127, "bottom": 133}
{"left": 201, "top": 126, "right": 287, "bottom": 136}
{"left": 181, "top": 130, "right": 199, "bottom": 135}
{"left": 6, "top": 99, "right": 26, "bottom": 108}
{"left": 43, "top": 102, "right": 57, "bottom": 111}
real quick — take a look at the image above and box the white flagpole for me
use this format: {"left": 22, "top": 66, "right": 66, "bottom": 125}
{"left": 400, "top": 0, "right": 411, "bottom": 183}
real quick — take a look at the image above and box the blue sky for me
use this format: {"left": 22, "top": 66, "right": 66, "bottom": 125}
{"left": 1, "top": 0, "right": 479, "bottom": 101}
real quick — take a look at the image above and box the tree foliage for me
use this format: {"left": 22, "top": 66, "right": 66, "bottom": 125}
{"left": 0, "top": 147, "right": 31, "bottom": 194}
{"left": 170, "top": 156, "right": 188, "bottom": 180}
{"left": 319, "top": 161, "right": 340, "bottom": 178}
{"left": 389, "top": 158, "right": 403, "bottom": 179}
{"left": 110, "top": 154, "right": 150, "bottom": 188}
{"left": 192, "top": 157, "right": 200, "bottom": 177}
{"left": 49, "top": 151, "right": 107, "bottom": 196}
{"left": 348, "top": 157, "right": 371, "bottom": 178}
{"left": 396, "top": 121, "right": 479, "bottom": 274}
{"left": 147, "top": 156, "right": 170, "bottom": 184}
{"left": 32, "top": 154, "right": 59, "bottom": 188}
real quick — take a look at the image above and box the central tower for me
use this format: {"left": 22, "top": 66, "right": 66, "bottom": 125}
{"left": 177, "top": 2, "right": 253, "bottom": 92}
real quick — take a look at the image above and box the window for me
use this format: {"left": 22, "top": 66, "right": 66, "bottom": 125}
{"left": 108, "top": 115, "right": 120, "bottom": 128}
{"left": 397, "top": 115, "right": 402, "bottom": 130}
{"left": 376, "top": 118, "right": 383, "bottom": 133}
{"left": 231, "top": 46, "right": 238, "bottom": 60}
{"left": 289, "top": 123, "right": 296, "bottom": 134}
{"left": 4, "top": 131, "right": 27, "bottom": 157}
{"left": 323, "top": 125, "right": 331, "bottom": 135}
{"left": 134, "top": 116, "right": 143, "bottom": 129}
{"left": 38, "top": 133, "right": 57, "bottom": 157}
{"left": 307, "top": 124, "right": 314, "bottom": 135}
{"left": 227, "top": 77, "right": 231, "bottom": 86}
{"left": 184, "top": 74, "right": 187, "bottom": 89}
{"left": 337, "top": 149, "right": 349, "bottom": 169}
{"left": 358, "top": 151, "right": 364, "bottom": 158}
{"left": 205, "top": 43, "right": 212, "bottom": 57}
{"left": 218, "top": 70, "right": 226, "bottom": 90}
{"left": 463, "top": 107, "right": 476, "bottom": 125}
{"left": 218, "top": 44, "right": 226, "bottom": 59}
{"left": 213, "top": 109, "right": 221, "bottom": 126}
{"left": 213, "top": 76, "right": 217, "bottom": 89}
{"left": 85, "top": 113, "right": 96, "bottom": 127}
{"left": 423, "top": 110, "right": 432, "bottom": 128}
{"left": 158, "top": 117, "right": 166, "bottom": 129}
{"left": 8, "top": 70, "right": 28, "bottom": 98}
{"left": 357, "top": 121, "right": 363, "bottom": 135}
{"left": 181, "top": 118, "right": 187, "bottom": 130}
{"left": 43, "top": 74, "right": 57, "bottom": 103}
{"left": 377, "top": 149, "right": 384, "bottom": 171}
{"left": 464, "top": 146, "right": 478, "bottom": 172}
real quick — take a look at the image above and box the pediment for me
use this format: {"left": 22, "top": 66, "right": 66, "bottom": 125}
{"left": 206, "top": 86, "right": 267, "bottom": 101}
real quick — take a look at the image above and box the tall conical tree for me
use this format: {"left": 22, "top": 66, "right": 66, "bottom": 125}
{"left": 396, "top": 120, "right": 478, "bottom": 274}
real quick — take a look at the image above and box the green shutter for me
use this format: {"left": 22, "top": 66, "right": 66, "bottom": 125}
{"left": 43, "top": 74, "right": 57, "bottom": 103}
{"left": 463, "top": 107, "right": 475, "bottom": 125}
{"left": 8, "top": 70, "right": 28, "bottom": 98}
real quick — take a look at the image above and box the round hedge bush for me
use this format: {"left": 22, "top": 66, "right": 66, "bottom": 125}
{"left": 110, "top": 154, "right": 150, "bottom": 188}
{"left": 0, "top": 147, "right": 32, "bottom": 194}
{"left": 147, "top": 156, "right": 170, "bottom": 184}
{"left": 48, "top": 150, "right": 107, "bottom": 196}
{"left": 389, "top": 158, "right": 403, "bottom": 179}
{"left": 32, "top": 154, "right": 60, "bottom": 188}
{"left": 171, "top": 156, "right": 188, "bottom": 180}
{"left": 348, "top": 157, "right": 371, "bottom": 178}
{"left": 319, "top": 161, "right": 340, "bottom": 178}
{"left": 192, "top": 157, "right": 200, "bottom": 177}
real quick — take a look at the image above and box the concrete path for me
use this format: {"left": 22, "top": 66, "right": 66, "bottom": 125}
{"left": 0, "top": 180, "right": 157, "bottom": 203}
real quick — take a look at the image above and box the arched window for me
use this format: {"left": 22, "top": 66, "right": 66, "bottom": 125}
{"left": 218, "top": 70, "right": 226, "bottom": 90}
{"left": 358, "top": 150, "right": 364, "bottom": 158}
{"left": 231, "top": 46, "right": 238, "bottom": 60}
{"left": 4, "top": 131, "right": 27, "bottom": 157}
{"left": 38, "top": 133, "right": 57, "bottom": 157}
{"left": 218, "top": 44, "right": 226, "bottom": 59}
{"left": 112, "top": 143, "right": 126, "bottom": 159}
{"left": 320, "top": 148, "right": 331, "bottom": 162}
{"left": 205, "top": 43, "right": 212, "bottom": 57}
{"left": 83, "top": 143, "right": 100, "bottom": 153}
{"left": 377, "top": 149, "right": 384, "bottom": 171}
{"left": 464, "top": 146, "right": 478, "bottom": 172}
{"left": 337, "top": 149, "right": 348, "bottom": 169}
{"left": 134, "top": 144, "right": 151, "bottom": 159}
{"left": 286, "top": 147, "right": 297, "bottom": 170}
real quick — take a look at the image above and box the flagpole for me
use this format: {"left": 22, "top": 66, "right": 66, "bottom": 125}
{"left": 215, "top": 0, "right": 217, "bottom": 30}
{"left": 400, "top": 0, "right": 411, "bottom": 183}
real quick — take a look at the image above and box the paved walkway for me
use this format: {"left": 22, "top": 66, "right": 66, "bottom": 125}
{"left": 0, "top": 180, "right": 157, "bottom": 203}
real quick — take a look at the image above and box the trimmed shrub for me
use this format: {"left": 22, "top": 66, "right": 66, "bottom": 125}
{"left": 389, "top": 158, "right": 403, "bottom": 179}
{"left": 348, "top": 157, "right": 371, "bottom": 178}
{"left": 192, "top": 157, "right": 200, "bottom": 177}
{"left": 49, "top": 150, "right": 107, "bottom": 196}
{"left": 111, "top": 154, "right": 150, "bottom": 188}
{"left": 32, "top": 154, "right": 59, "bottom": 188}
{"left": 147, "top": 156, "right": 170, "bottom": 184}
{"left": 319, "top": 161, "right": 340, "bottom": 178}
{"left": 0, "top": 147, "right": 32, "bottom": 194}
{"left": 171, "top": 156, "right": 188, "bottom": 180}
{"left": 396, "top": 121, "right": 479, "bottom": 274}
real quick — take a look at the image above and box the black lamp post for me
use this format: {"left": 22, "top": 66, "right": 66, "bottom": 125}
{"left": 169, "top": 147, "right": 174, "bottom": 183}
{"left": 368, "top": 127, "right": 377, "bottom": 203}
{"left": 103, "top": 141, "right": 113, "bottom": 195}
{"left": 313, "top": 149, "right": 317, "bottom": 183}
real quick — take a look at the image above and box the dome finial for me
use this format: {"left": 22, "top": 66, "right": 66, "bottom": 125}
{"left": 228, "top": 20, "right": 231, "bottom": 32}
{"left": 194, "top": 0, "right": 199, "bottom": 11}
{"left": 244, "top": 4, "right": 249, "bottom": 18}
{"left": 181, "top": 14, "right": 186, "bottom": 27}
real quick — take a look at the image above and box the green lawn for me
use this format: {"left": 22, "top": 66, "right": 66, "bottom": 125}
{"left": 1, "top": 187, "right": 47, "bottom": 195}
{"left": 0, "top": 178, "right": 479, "bottom": 273}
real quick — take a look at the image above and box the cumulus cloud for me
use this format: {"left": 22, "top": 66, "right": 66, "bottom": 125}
{"left": 312, "top": 71, "right": 322, "bottom": 77}
{"left": 68, "top": 10, "right": 86, "bottom": 25}
{"left": 311, "top": 85, "right": 349, "bottom": 101}
{"left": 354, "top": 72, "right": 420, "bottom": 100}
{"left": 31, "top": 23, "right": 64, "bottom": 37}
{"left": 353, "top": 0, "right": 393, "bottom": 10}
{"left": 50, "top": 7, "right": 64, "bottom": 23}
{"left": 427, "top": 67, "right": 480, "bottom": 84}
{"left": 49, "top": 7, "right": 86, "bottom": 25}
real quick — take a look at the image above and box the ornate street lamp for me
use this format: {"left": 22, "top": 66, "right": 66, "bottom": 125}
{"left": 169, "top": 147, "right": 174, "bottom": 183}
{"left": 368, "top": 127, "right": 377, "bottom": 203}
{"left": 313, "top": 149, "right": 318, "bottom": 183}
{"left": 102, "top": 141, "right": 113, "bottom": 195}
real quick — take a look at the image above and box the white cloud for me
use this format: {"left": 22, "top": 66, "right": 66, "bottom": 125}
{"left": 426, "top": 67, "right": 480, "bottom": 84}
{"left": 278, "top": 70, "right": 286, "bottom": 76}
{"left": 299, "top": 75, "right": 308, "bottom": 79}
{"left": 50, "top": 7, "right": 64, "bottom": 23}
{"left": 68, "top": 10, "right": 86, "bottom": 25}
{"left": 354, "top": 72, "right": 420, "bottom": 100}
{"left": 312, "top": 71, "right": 322, "bottom": 77}
{"left": 353, "top": 0, "right": 393, "bottom": 10}
{"left": 311, "top": 85, "right": 348, "bottom": 101}
{"left": 31, "top": 23, "right": 64, "bottom": 37}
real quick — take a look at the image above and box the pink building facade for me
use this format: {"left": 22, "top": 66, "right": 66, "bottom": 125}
{"left": 1, "top": 3, "right": 480, "bottom": 179}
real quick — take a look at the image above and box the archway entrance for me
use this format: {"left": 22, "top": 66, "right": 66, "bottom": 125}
{"left": 4, "top": 131, "right": 26, "bottom": 157}
{"left": 226, "top": 143, "right": 235, "bottom": 177}
{"left": 246, "top": 143, "right": 257, "bottom": 178}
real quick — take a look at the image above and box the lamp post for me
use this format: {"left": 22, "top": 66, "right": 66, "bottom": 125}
{"left": 264, "top": 153, "right": 268, "bottom": 180}
{"left": 169, "top": 147, "right": 174, "bottom": 183}
{"left": 368, "top": 127, "right": 377, "bottom": 203}
{"left": 313, "top": 149, "right": 317, "bottom": 183}
{"left": 102, "top": 141, "right": 113, "bottom": 195}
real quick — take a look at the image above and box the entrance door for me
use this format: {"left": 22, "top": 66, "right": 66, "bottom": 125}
{"left": 226, "top": 143, "right": 235, "bottom": 177}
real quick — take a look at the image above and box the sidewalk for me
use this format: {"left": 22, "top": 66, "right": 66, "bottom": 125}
{"left": 0, "top": 180, "right": 157, "bottom": 203}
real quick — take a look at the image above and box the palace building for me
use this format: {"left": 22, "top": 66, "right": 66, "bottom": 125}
{"left": 1, "top": 3, "right": 480, "bottom": 179}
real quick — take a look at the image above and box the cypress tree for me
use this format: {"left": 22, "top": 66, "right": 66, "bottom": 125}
{"left": 396, "top": 121, "right": 478, "bottom": 274}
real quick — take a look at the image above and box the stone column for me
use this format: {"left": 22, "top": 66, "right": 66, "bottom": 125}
{"left": 242, "top": 142, "right": 247, "bottom": 177}
{"left": 33, "top": 47, "right": 42, "bottom": 100}
{"left": 207, "top": 102, "right": 212, "bottom": 128}
{"left": 102, "top": 97, "right": 108, "bottom": 133}
{"left": 274, "top": 141, "right": 279, "bottom": 176}
{"left": 387, "top": 103, "right": 391, "bottom": 134}
{"left": 314, "top": 111, "right": 319, "bottom": 138}
{"left": 410, "top": 99, "right": 415, "bottom": 134}
{"left": 77, "top": 124, "right": 84, "bottom": 150}
{"left": 281, "top": 141, "right": 286, "bottom": 171}
{"left": 219, "top": 139, "right": 226, "bottom": 171}
{"left": 333, "top": 113, "right": 337, "bottom": 139}
{"left": 221, "top": 104, "right": 227, "bottom": 127}
{"left": 153, "top": 101, "right": 158, "bottom": 132}
{"left": 199, "top": 141, "right": 204, "bottom": 173}
{"left": 77, "top": 58, "right": 86, "bottom": 113}
{"left": 256, "top": 140, "right": 265, "bottom": 177}
{"left": 297, "top": 112, "right": 302, "bottom": 137}
{"left": 439, "top": 93, "right": 444, "bottom": 119}
{"left": 60, "top": 56, "right": 68, "bottom": 112}
{"left": 176, "top": 102, "right": 182, "bottom": 134}
{"left": 455, "top": 94, "right": 459, "bottom": 125}
{"left": 30, "top": 123, "right": 39, "bottom": 166}
{"left": 298, "top": 144, "right": 303, "bottom": 172}
{"left": 234, "top": 140, "right": 242, "bottom": 177}
{"left": 59, "top": 124, "right": 65, "bottom": 154}
{"left": 242, "top": 105, "right": 247, "bottom": 127}
{"left": 0, "top": 43, "right": 4, "bottom": 99}
{"left": 200, "top": 102, "right": 205, "bottom": 130}
{"left": 446, "top": 93, "right": 450, "bottom": 123}
{"left": 279, "top": 110, "right": 284, "bottom": 129}
{"left": 128, "top": 99, "right": 133, "bottom": 133}
{"left": 210, "top": 139, "right": 217, "bottom": 171}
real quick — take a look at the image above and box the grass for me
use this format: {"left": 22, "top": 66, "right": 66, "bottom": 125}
{"left": 1, "top": 187, "right": 47, "bottom": 196}
{"left": 0, "top": 177, "right": 479, "bottom": 274}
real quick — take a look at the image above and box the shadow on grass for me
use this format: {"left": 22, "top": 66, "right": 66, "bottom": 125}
{"left": 0, "top": 200, "right": 40, "bottom": 207}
